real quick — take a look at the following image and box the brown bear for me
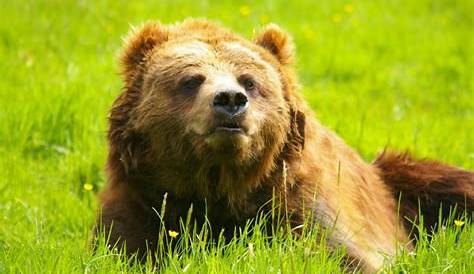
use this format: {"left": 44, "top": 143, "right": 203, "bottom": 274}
{"left": 97, "top": 19, "right": 473, "bottom": 272}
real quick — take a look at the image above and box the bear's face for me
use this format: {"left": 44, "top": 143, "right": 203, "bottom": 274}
{"left": 113, "top": 20, "right": 297, "bottom": 169}
{"left": 141, "top": 39, "right": 289, "bottom": 162}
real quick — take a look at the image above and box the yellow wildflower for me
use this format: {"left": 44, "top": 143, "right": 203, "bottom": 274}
{"left": 332, "top": 14, "right": 342, "bottom": 24}
{"left": 454, "top": 220, "right": 465, "bottom": 227}
{"left": 239, "top": 5, "right": 251, "bottom": 17}
{"left": 83, "top": 183, "right": 93, "bottom": 191}
{"left": 344, "top": 4, "right": 354, "bottom": 14}
{"left": 168, "top": 230, "right": 179, "bottom": 238}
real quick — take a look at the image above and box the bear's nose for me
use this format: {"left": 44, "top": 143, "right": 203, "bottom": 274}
{"left": 212, "top": 90, "right": 249, "bottom": 117}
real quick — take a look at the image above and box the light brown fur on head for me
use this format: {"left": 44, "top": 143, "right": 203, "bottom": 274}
{"left": 98, "top": 19, "right": 473, "bottom": 273}
{"left": 107, "top": 20, "right": 303, "bottom": 212}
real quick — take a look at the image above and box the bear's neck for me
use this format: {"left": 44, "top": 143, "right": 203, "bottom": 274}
{"left": 170, "top": 148, "right": 284, "bottom": 216}
{"left": 110, "top": 145, "right": 292, "bottom": 218}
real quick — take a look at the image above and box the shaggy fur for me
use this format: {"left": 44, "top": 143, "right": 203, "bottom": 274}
{"left": 96, "top": 19, "right": 474, "bottom": 273}
{"left": 375, "top": 151, "right": 474, "bottom": 236}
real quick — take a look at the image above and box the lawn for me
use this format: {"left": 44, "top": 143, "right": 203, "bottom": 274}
{"left": 0, "top": 0, "right": 473, "bottom": 273}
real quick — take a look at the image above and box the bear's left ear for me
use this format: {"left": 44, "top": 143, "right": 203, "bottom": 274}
{"left": 253, "top": 24, "right": 294, "bottom": 65}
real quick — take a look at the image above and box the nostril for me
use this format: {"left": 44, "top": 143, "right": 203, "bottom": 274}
{"left": 213, "top": 90, "right": 248, "bottom": 117}
{"left": 235, "top": 92, "right": 248, "bottom": 107}
{"left": 213, "top": 92, "right": 230, "bottom": 107}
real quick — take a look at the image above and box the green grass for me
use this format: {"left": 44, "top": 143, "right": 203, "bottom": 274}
{"left": 0, "top": 0, "right": 473, "bottom": 273}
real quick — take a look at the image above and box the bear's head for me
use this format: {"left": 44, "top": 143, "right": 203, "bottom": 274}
{"left": 108, "top": 20, "right": 305, "bottom": 202}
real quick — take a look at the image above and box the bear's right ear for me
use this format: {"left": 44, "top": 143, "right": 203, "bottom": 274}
{"left": 120, "top": 22, "right": 168, "bottom": 87}
{"left": 107, "top": 23, "right": 167, "bottom": 176}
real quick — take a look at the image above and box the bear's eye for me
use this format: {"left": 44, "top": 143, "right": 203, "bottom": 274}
{"left": 239, "top": 75, "right": 257, "bottom": 92}
{"left": 180, "top": 75, "right": 205, "bottom": 93}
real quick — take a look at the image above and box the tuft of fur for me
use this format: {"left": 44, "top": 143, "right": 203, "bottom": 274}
{"left": 374, "top": 151, "right": 474, "bottom": 235}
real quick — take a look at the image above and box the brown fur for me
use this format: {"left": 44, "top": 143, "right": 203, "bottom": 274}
{"left": 374, "top": 151, "right": 474, "bottom": 235}
{"left": 96, "top": 19, "right": 473, "bottom": 273}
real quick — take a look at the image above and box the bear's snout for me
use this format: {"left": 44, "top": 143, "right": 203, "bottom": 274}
{"left": 212, "top": 90, "right": 249, "bottom": 118}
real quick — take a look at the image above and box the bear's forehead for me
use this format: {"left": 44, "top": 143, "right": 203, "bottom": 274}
{"left": 166, "top": 41, "right": 212, "bottom": 58}
{"left": 148, "top": 38, "right": 281, "bottom": 86}
{"left": 158, "top": 39, "right": 266, "bottom": 67}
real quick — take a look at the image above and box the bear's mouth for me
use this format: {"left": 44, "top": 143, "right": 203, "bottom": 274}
{"left": 215, "top": 122, "right": 245, "bottom": 134}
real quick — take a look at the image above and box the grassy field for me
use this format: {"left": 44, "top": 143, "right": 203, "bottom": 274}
{"left": 0, "top": 0, "right": 473, "bottom": 273}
